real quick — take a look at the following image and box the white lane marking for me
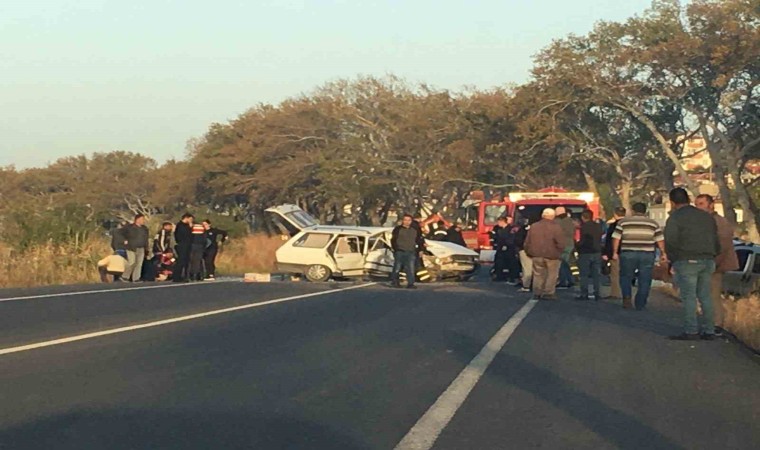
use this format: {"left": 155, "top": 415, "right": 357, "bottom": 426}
{"left": 0, "top": 280, "right": 235, "bottom": 303}
{"left": 394, "top": 299, "right": 538, "bottom": 450}
{"left": 0, "top": 283, "right": 375, "bottom": 356}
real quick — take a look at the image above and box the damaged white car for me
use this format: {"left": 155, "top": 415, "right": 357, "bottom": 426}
{"left": 265, "top": 205, "right": 480, "bottom": 282}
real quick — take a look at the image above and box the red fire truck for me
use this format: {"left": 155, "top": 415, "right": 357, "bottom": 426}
{"left": 459, "top": 188, "right": 600, "bottom": 260}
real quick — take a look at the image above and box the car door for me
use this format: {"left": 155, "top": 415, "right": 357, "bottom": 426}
{"left": 365, "top": 233, "right": 394, "bottom": 278}
{"left": 331, "top": 235, "right": 366, "bottom": 276}
{"left": 723, "top": 247, "right": 754, "bottom": 295}
{"left": 264, "top": 204, "right": 319, "bottom": 237}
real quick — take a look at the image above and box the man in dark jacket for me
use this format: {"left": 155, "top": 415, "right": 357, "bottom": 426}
{"left": 111, "top": 223, "right": 129, "bottom": 252}
{"left": 153, "top": 222, "right": 174, "bottom": 255}
{"left": 445, "top": 221, "right": 467, "bottom": 247}
{"left": 576, "top": 210, "right": 604, "bottom": 301}
{"left": 666, "top": 188, "right": 721, "bottom": 341}
{"left": 391, "top": 214, "right": 424, "bottom": 289}
{"left": 173, "top": 213, "right": 194, "bottom": 283}
{"left": 189, "top": 221, "right": 207, "bottom": 281}
{"left": 555, "top": 206, "right": 576, "bottom": 288}
{"left": 491, "top": 217, "right": 511, "bottom": 281}
{"left": 603, "top": 207, "right": 626, "bottom": 299}
{"left": 125, "top": 214, "right": 150, "bottom": 282}
{"left": 202, "top": 219, "right": 229, "bottom": 280}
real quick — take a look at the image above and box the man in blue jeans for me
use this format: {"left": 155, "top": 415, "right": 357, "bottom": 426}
{"left": 665, "top": 188, "right": 721, "bottom": 341}
{"left": 390, "top": 214, "right": 425, "bottom": 289}
{"left": 576, "top": 210, "right": 603, "bottom": 301}
{"left": 611, "top": 203, "right": 667, "bottom": 310}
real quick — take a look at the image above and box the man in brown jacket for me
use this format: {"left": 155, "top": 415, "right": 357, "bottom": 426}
{"left": 524, "top": 208, "right": 567, "bottom": 300}
{"left": 696, "top": 194, "right": 739, "bottom": 332}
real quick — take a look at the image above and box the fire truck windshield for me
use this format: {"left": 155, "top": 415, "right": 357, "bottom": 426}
{"left": 484, "top": 205, "right": 508, "bottom": 226}
{"left": 515, "top": 204, "right": 587, "bottom": 224}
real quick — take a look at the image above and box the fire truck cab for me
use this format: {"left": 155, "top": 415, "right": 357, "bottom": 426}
{"left": 509, "top": 189, "right": 600, "bottom": 225}
{"left": 459, "top": 188, "right": 600, "bottom": 262}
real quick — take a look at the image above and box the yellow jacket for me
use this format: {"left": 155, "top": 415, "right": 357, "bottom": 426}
{"left": 97, "top": 254, "right": 127, "bottom": 273}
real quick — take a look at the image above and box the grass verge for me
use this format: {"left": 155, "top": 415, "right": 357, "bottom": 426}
{"left": 215, "top": 234, "right": 284, "bottom": 276}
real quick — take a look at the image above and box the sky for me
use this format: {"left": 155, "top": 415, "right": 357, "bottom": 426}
{"left": 1, "top": 0, "right": 655, "bottom": 168}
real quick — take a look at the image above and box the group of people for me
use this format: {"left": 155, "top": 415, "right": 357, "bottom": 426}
{"left": 520, "top": 188, "right": 737, "bottom": 341}
{"left": 97, "top": 213, "right": 229, "bottom": 283}
{"left": 386, "top": 187, "right": 737, "bottom": 341}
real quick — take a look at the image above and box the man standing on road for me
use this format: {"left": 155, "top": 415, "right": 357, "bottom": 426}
{"left": 491, "top": 217, "right": 510, "bottom": 282}
{"left": 695, "top": 194, "right": 739, "bottom": 335}
{"left": 515, "top": 218, "right": 532, "bottom": 293}
{"left": 125, "top": 214, "right": 150, "bottom": 282}
{"left": 189, "top": 221, "right": 207, "bottom": 281}
{"left": 555, "top": 206, "right": 576, "bottom": 289}
{"left": 111, "top": 222, "right": 129, "bottom": 253}
{"left": 202, "top": 219, "right": 229, "bottom": 281}
{"left": 603, "top": 207, "right": 626, "bottom": 300}
{"left": 153, "top": 222, "right": 174, "bottom": 255}
{"left": 173, "top": 213, "right": 194, "bottom": 283}
{"left": 666, "top": 188, "right": 721, "bottom": 340}
{"left": 391, "top": 214, "right": 424, "bottom": 289}
{"left": 612, "top": 203, "right": 666, "bottom": 310}
{"left": 524, "top": 208, "right": 566, "bottom": 301}
{"left": 576, "top": 210, "right": 603, "bottom": 301}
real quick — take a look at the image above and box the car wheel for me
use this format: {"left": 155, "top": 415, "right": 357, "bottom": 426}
{"left": 305, "top": 264, "right": 331, "bottom": 282}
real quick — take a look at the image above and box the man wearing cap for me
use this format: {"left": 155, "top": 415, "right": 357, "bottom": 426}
{"left": 524, "top": 208, "right": 567, "bottom": 300}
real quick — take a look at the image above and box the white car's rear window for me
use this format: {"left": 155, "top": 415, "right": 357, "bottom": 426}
{"left": 294, "top": 233, "right": 332, "bottom": 248}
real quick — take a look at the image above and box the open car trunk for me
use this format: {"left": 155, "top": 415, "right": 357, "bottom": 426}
{"left": 265, "top": 204, "right": 319, "bottom": 237}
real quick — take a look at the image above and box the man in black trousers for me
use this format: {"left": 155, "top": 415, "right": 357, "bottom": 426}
{"left": 202, "top": 219, "right": 228, "bottom": 280}
{"left": 173, "top": 213, "right": 194, "bottom": 283}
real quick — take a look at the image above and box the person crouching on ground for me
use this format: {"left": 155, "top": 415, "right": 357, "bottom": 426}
{"left": 97, "top": 249, "right": 128, "bottom": 283}
{"left": 156, "top": 249, "right": 176, "bottom": 281}
{"left": 524, "top": 208, "right": 566, "bottom": 301}
{"left": 391, "top": 214, "right": 424, "bottom": 289}
{"left": 666, "top": 188, "right": 721, "bottom": 341}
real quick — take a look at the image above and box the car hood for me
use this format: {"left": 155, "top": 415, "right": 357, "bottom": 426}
{"left": 425, "top": 240, "right": 479, "bottom": 258}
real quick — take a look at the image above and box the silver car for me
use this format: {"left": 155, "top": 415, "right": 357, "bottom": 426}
{"left": 723, "top": 243, "right": 760, "bottom": 296}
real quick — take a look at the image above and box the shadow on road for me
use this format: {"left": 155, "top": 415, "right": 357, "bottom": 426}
{"left": 486, "top": 354, "right": 685, "bottom": 450}
{"left": 443, "top": 331, "right": 685, "bottom": 450}
{"left": 0, "top": 409, "right": 369, "bottom": 450}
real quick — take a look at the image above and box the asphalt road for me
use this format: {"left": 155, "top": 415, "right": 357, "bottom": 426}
{"left": 0, "top": 279, "right": 757, "bottom": 450}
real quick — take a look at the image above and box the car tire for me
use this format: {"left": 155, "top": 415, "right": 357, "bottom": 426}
{"left": 305, "top": 264, "right": 331, "bottom": 282}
